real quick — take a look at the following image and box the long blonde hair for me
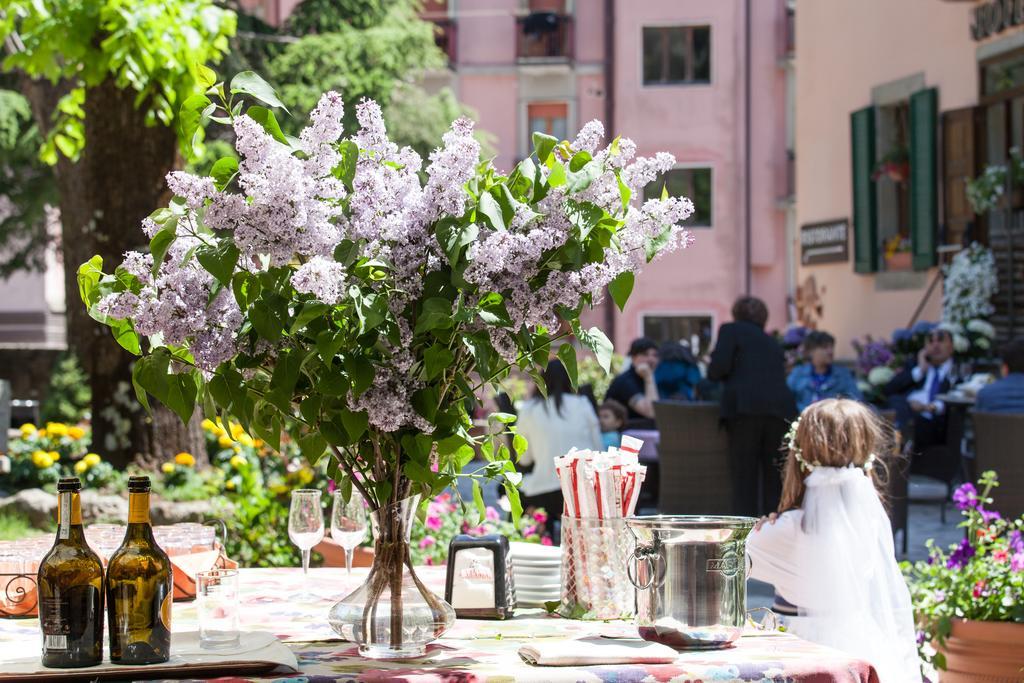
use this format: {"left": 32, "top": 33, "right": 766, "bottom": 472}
{"left": 778, "top": 398, "right": 891, "bottom": 513}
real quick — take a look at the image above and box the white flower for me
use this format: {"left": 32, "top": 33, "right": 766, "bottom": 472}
{"left": 868, "top": 366, "right": 895, "bottom": 386}
{"left": 942, "top": 243, "right": 998, "bottom": 326}
{"left": 856, "top": 379, "right": 872, "bottom": 393}
{"left": 953, "top": 333, "right": 970, "bottom": 353}
{"left": 976, "top": 337, "right": 991, "bottom": 350}
{"left": 966, "top": 319, "right": 996, "bottom": 339}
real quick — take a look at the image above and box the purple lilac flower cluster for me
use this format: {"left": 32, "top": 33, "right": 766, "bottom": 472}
{"left": 96, "top": 90, "right": 694, "bottom": 432}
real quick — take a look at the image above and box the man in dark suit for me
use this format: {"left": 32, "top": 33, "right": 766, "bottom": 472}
{"left": 975, "top": 337, "right": 1024, "bottom": 414}
{"left": 707, "top": 297, "right": 797, "bottom": 516}
{"left": 884, "top": 327, "right": 961, "bottom": 476}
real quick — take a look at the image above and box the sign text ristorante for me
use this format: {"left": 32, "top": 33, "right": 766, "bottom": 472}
{"left": 971, "top": 0, "right": 1024, "bottom": 41}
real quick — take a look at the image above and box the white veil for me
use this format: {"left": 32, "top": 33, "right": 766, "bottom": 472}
{"left": 787, "top": 467, "right": 920, "bottom": 682}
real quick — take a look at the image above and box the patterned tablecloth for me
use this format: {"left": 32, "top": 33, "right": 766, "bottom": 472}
{"left": 0, "top": 567, "right": 879, "bottom": 682}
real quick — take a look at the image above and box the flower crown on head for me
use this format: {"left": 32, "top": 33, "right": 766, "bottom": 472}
{"left": 784, "top": 416, "right": 877, "bottom": 473}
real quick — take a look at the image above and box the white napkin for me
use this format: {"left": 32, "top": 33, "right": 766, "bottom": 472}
{"left": 518, "top": 637, "right": 678, "bottom": 666}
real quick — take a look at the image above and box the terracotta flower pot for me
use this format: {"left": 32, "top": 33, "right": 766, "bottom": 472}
{"left": 314, "top": 535, "right": 375, "bottom": 568}
{"left": 938, "top": 619, "right": 1024, "bottom": 682}
{"left": 885, "top": 252, "right": 912, "bottom": 271}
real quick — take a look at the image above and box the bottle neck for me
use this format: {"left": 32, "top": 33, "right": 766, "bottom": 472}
{"left": 125, "top": 491, "right": 154, "bottom": 541}
{"left": 55, "top": 491, "right": 86, "bottom": 543}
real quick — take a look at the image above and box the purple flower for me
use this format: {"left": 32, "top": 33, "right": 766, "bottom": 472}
{"left": 980, "top": 508, "right": 1002, "bottom": 524}
{"left": 947, "top": 538, "right": 976, "bottom": 569}
{"left": 1011, "top": 552, "right": 1024, "bottom": 572}
{"left": 952, "top": 482, "right": 980, "bottom": 511}
{"left": 1010, "top": 530, "right": 1024, "bottom": 553}
{"left": 782, "top": 326, "right": 808, "bottom": 347}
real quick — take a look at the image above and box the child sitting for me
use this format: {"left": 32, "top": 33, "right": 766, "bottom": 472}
{"left": 598, "top": 399, "right": 627, "bottom": 450}
{"left": 746, "top": 398, "right": 920, "bottom": 681}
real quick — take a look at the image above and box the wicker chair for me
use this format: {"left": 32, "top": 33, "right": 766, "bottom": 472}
{"left": 652, "top": 401, "right": 733, "bottom": 515}
{"left": 970, "top": 411, "right": 1024, "bottom": 519}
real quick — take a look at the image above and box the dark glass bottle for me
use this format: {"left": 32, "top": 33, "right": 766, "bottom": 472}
{"left": 106, "top": 475, "right": 172, "bottom": 664}
{"left": 37, "top": 477, "right": 104, "bottom": 668}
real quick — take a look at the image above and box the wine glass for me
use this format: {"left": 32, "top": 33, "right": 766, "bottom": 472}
{"left": 331, "top": 490, "right": 367, "bottom": 574}
{"left": 288, "top": 489, "right": 325, "bottom": 592}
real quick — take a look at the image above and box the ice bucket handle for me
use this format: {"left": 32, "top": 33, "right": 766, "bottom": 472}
{"left": 626, "top": 544, "right": 663, "bottom": 591}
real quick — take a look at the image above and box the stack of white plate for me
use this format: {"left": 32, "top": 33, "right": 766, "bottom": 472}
{"left": 509, "top": 541, "right": 562, "bottom": 607}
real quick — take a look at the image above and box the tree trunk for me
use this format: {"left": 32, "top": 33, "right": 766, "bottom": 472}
{"left": 22, "top": 76, "right": 206, "bottom": 469}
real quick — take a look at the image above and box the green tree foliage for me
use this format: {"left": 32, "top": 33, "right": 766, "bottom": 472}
{"left": 41, "top": 353, "right": 92, "bottom": 424}
{"left": 286, "top": 0, "right": 397, "bottom": 33}
{"left": 0, "top": 89, "right": 56, "bottom": 278}
{"left": 1, "top": 0, "right": 237, "bottom": 162}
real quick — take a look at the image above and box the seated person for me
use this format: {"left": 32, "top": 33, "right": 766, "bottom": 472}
{"left": 655, "top": 341, "right": 703, "bottom": 400}
{"left": 975, "top": 337, "right": 1024, "bottom": 414}
{"left": 884, "top": 327, "right": 962, "bottom": 470}
{"left": 598, "top": 399, "right": 627, "bottom": 450}
{"left": 786, "top": 330, "right": 862, "bottom": 412}
{"left": 606, "top": 337, "right": 660, "bottom": 424}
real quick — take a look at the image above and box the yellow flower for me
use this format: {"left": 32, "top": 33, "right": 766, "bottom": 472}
{"left": 218, "top": 435, "right": 234, "bottom": 449}
{"left": 297, "top": 468, "right": 314, "bottom": 485}
{"left": 46, "top": 423, "right": 69, "bottom": 438}
{"left": 201, "top": 418, "right": 217, "bottom": 431}
{"left": 83, "top": 453, "right": 101, "bottom": 467}
{"left": 67, "top": 426, "right": 86, "bottom": 440}
{"left": 161, "top": 462, "right": 176, "bottom": 474}
{"left": 32, "top": 451, "right": 54, "bottom": 469}
{"left": 229, "top": 454, "right": 247, "bottom": 469}
{"left": 238, "top": 434, "right": 255, "bottom": 448}
{"left": 48, "top": 451, "right": 60, "bottom": 462}
{"left": 225, "top": 480, "right": 236, "bottom": 491}
{"left": 36, "top": 429, "right": 47, "bottom": 438}
{"left": 230, "top": 422, "right": 245, "bottom": 440}
{"left": 174, "top": 452, "right": 196, "bottom": 467}
{"left": 253, "top": 439, "right": 265, "bottom": 449}
{"left": 74, "top": 461, "right": 88, "bottom": 474}
{"left": 19, "top": 423, "right": 36, "bottom": 438}
{"left": 269, "top": 483, "right": 287, "bottom": 495}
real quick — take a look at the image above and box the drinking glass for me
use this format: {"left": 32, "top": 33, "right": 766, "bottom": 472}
{"left": 196, "top": 569, "right": 240, "bottom": 649}
{"left": 289, "top": 489, "right": 325, "bottom": 587}
{"left": 331, "top": 490, "right": 367, "bottom": 574}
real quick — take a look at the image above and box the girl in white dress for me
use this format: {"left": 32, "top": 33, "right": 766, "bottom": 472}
{"left": 746, "top": 398, "right": 920, "bottom": 682}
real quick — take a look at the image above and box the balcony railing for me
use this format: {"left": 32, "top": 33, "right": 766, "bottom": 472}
{"left": 516, "top": 13, "right": 573, "bottom": 62}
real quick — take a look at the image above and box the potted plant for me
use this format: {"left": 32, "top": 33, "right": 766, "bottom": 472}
{"left": 902, "top": 471, "right": 1024, "bottom": 681}
{"left": 882, "top": 234, "right": 912, "bottom": 271}
{"left": 872, "top": 145, "right": 910, "bottom": 184}
{"left": 78, "top": 70, "right": 695, "bottom": 659}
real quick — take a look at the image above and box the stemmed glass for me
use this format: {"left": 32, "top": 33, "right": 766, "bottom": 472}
{"left": 288, "top": 489, "right": 325, "bottom": 594}
{"left": 331, "top": 490, "right": 367, "bottom": 574}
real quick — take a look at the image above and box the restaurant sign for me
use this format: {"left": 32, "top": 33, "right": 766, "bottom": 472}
{"left": 971, "top": 0, "right": 1024, "bottom": 41}
{"left": 800, "top": 219, "right": 849, "bottom": 265}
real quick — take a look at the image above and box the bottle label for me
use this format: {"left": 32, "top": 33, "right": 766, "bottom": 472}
{"left": 44, "top": 634, "right": 68, "bottom": 650}
{"left": 128, "top": 492, "right": 150, "bottom": 524}
{"left": 160, "top": 590, "right": 172, "bottom": 631}
{"left": 58, "top": 494, "right": 70, "bottom": 539}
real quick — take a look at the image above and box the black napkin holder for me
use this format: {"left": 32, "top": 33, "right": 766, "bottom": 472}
{"left": 444, "top": 533, "right": 515, "bottom": 619}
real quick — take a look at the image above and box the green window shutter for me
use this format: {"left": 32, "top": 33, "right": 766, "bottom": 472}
{"left": 910, "top": 87, "right": 939, "bottom": 270}
{"left": 851, "top": 106, "right": 878, "bottom": 274}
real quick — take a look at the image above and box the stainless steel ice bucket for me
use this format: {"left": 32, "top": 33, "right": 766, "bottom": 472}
{"left": 626, "top": 515, "right": 756, "bottom": 649}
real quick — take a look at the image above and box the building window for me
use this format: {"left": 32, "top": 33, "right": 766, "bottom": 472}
{"left": 642, "top": 26, "right": 711, "bottom": 85}
{"left": 875, "top": 102, "right": 911, "bottom": 271}
{"left": 527, "top": 102, "right": 568, "bottom": 142}
{"left": 642, "top": 315, "right": 713, "bottom": 357}
{"left": 644, "top": 167, "right": 712, "bottom": 228}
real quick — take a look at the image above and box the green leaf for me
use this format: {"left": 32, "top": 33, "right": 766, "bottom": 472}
{"left": 250, "top": 306, "right": 283, "bottom": 342}
{"left": 210, "top": 157, "right": 238, "bottom": 191}
{"left": 569, "top": 150, "right": 592, "bottom": 172}
{"left": 270, "top": 347, "right": 302, "bottom": 396}
{"left": 548, "top": 160, "right": 567, "bottom": 187}
{"left": 297, "top": 432, "right": 327, "bottom": 464}
{"left": 291, "top": 302, "right": 329, "bottom": 334}
{"left": 344, "top": 356, "right": 375, "bottom": 395}
{"left": 232, "top": 271, "right": 261, "bottom": 309}
{"left": 299, "top": 395, "right": 322, "bottom": 423}
{"left": 471, "top": 479, "right": 486, "bottom": 524}
{"left": 577, "top": 325, "right": 614, "bottom": 373}
{"left": 247, "top": 106, "right": 289, "bottom": 145}
{"left": 196, "top": 63, "right": 217, "bottom": 89}
{"left": 149, "top": 226, "right": 177, "bottom": 276}
{"left": 489, "top": 412, "right": 517, "bottom": 424}
{"left": 316, "top": 330, "right": 345, "bottom": 364}
{"left": 532, "top": 131, "right": 557, "bottom": 164}
{"left": 504, "top": 479, "right": 523, "bottom": 528}
{"left": 423, "top": 343, "right": 455, "bottom": 380}
{"left": 177, "top": 93, "right": 211, "bottom": 160}
{"left": 335, "top": 140, "right": 358, "bottom": 191}
{"left": 131, "top": 359, "right": 151, "bottom": 413}
{"left": 76, "top": 256, "right": 104, "bottom": 309}
{"left": 557, "top": 343, "right": 579, "bottom": 391}
{"left": 411, "top": 386, "right": 440, "bottom": 422}
{"left": 404, "top": 460, "right": 433, "bottom": 484}
{"left": 414, "top": 298, "right": 454, "bottom": 335}
{"left": 512, "top": 433, "right": 528, "bottom": 460}
{"left": 437, "top": 221, "right": 479, "bottom": 265}
{"left": 230, "top": 71, "right": 289, "bottom": 112}
{"left": 320, "top": 419, "right": 350, "bottom": 447}
{"left": 333, "top": 239, "right": 360, "bottom": 266}
{"left": 340, "top": 409, "right": 368, "bottom": 442}
{"left": 608, "top": 271, "right": 634, "bottom": 312}
{"left": 478, "top": 191, "right": 505, "bottom": 231}
{"left": 196, "top": 242, "right": 239, "bottom": 286}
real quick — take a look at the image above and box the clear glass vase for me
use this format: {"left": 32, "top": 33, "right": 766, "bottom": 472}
{"left": 327, "top": 494, "right": 455, "bottom": 659}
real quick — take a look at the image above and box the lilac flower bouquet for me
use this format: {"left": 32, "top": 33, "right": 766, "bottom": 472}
{"left": 901, "top": 471, "right": 1024, "bottom": 670}
{"left": 77, "top": 70, "right": 693, "bottom": 655}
